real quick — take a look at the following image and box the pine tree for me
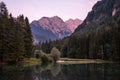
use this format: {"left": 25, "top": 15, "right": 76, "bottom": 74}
{"left": 0, "top": 1, "right": 8, "bottom": 18}
{"left": 0, "top": 1, "right": 9, "bottom": 62}
{"left": 0, "top": 1, "right": 33, "bottom": 63}
{"left": 24, "top": 17, "right": 33, "bottom": 58}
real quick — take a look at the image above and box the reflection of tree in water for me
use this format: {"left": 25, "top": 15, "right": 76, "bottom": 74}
{"left": 50, "top": 64, "right": 61, "bottom": 77}
{"left": 34, "top": 63, "right": 119, "bottom": 80}
{"left": 0, "top": 65, "right": 34, "bottom": 80}
{"left": 32, "top": 63, "right": 67, "bottom": 80}
{"left": 33, "top": 63, "right": 61, "bottom": 79}
{"left": 0, "top": 63, "right": 120, "bottom": 80}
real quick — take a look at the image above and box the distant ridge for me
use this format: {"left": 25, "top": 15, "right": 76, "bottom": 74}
{"left": 30, "top": 16, "right": 82, "bottom": 44}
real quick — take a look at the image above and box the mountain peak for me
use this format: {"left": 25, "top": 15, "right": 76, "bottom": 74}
{"left": 52, "top": 16, "right": 61, "bottom": 19}
{"left": 30, "top": 16, "right": 82, "bottom": 44}
{"left": 65, "top": 18, "right": 82, "bottom": 32}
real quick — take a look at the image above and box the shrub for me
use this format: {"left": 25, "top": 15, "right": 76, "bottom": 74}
{"left": 50, "top": 47, "right": 61, "bottom": 62}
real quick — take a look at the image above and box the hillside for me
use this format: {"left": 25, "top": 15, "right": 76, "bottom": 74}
{"left": 64, "top": 0, "right": 120, "bottom": 60}
{"left": 74, "top": 0, "right": 119, "bottom": 35}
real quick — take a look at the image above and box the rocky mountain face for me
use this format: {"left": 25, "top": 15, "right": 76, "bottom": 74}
{"left": 30, "top": 16, "right": 82, "bottom": 44}
{"left": 74, "top": 0, "right": 120, "bottom": 34}
{"left": 65, "top": 19, "right": 82, "bottom": 32}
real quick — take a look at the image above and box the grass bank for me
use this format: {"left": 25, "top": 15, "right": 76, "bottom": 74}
{"left": 18, "top": 58, "right": 42, "bottom": 65}
{"left": 57, "top": 58, "right": 112, "bottom": 64}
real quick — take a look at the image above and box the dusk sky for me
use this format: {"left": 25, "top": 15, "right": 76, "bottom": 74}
{"left": 3, "top": 0, "right": 99, "bottom": 22}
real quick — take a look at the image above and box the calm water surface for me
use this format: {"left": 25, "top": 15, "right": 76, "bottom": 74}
{"left": 0, "top": 63, "right": 120, "bottom": 80}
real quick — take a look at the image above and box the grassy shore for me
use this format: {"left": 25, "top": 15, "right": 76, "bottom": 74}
{"left": 18, "top": 58, "right": 42, "bottom": 65}
{"left": 20, "top": 58, "right": 113, "bottom": 65}
{"left": 57, "top": 58, "right": 112, "bottom": 64}
{"left": 0, "top": 58, "right": 113, "bottom": 65}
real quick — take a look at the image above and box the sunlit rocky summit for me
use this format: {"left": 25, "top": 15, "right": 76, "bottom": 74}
{"left": 65, "top": 18, "right": 82, "bottom": 32}
{"left": 30, "top": 16, "right": 82, "bottom": 44}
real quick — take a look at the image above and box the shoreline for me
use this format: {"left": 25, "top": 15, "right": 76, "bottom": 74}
{"left": 0, "top": 58, "right": 117, "bottom": 65}
{"left": 57, "top": 58, "right": 114, "bottom": 64}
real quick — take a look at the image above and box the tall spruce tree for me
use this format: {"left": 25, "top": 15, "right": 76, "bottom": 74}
{"left": 24, "top": 17, "right": 33, "bottom": 58}
{"left": 0, "top": 1, "right": 33, "bottom": 63}
{"left": 0, "top": 1, "right": 9, "bottom": 62}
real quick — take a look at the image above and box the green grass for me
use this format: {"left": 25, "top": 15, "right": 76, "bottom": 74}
{"left": 60, "top": 58, "right": 93, "bottom": 61}
{"left": 18, "top": 58, "right": 111, "bottom": 65}
{"left": 19, "top": 58, "right": 42, "bottom": 65}
{"left": 58, "top": 58, "right": 112, "bottom": 64}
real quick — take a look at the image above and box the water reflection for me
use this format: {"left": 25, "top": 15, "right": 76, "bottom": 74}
{"left": 33, "top": 63, "right": 61, "bottom": 80}
{"left": 0, "top": 63, "right": 120, "bottom": 80}
{"left": 0, "top": 65, "right": 34, "bottom": 80}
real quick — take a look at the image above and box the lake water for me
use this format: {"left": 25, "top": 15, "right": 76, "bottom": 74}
{"left": 0, "top": 63, "right": 120, "bottom": 80}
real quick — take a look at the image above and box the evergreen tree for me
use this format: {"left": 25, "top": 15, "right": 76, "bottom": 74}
{"left": 0, "top": 1, "right": 9, "bottom": 62}
{"left": 24, "top": 17, "right": 33, "bottom": 58}
{"left": 0, "top": 1, "right": 33, "bottom": 63}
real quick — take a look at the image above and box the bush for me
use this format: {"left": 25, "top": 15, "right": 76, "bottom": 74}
{"left": 50, "top": 47, "right": 61, "bottom": 62}
{"left": 36, "top": 50, "right": 53, "bottom": 63}
{"left": 34, "top": 48, "right": 61, "bottom": 63}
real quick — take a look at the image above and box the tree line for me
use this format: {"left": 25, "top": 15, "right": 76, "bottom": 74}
{"left": 38, "top": 11, "right": 120, "bottom": 62}
{"left": 0, "top": 2, "right": 33, "bottom": 63}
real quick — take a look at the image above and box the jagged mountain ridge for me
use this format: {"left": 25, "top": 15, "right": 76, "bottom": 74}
{"left": 65, "top": 19, "right": 82, "bottom": 32}
{"left": 30, "top": 16, "right": 82, "bottom": 44}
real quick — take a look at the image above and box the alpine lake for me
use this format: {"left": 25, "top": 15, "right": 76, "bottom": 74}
{"left": 0, "top": 61, "right": 120, "bottom": 80}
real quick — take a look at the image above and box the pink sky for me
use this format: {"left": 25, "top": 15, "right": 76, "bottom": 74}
{"left": 3, "top": 0, "right": 99, "bottom": 22}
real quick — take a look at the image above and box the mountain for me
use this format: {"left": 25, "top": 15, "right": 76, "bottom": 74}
{"left": 30, "top": 16, "right": 82, "bottom": 44}
{"left": 74, "top": 0, "right": 120, "bottom": 34}
{"left": 65, "top": 19, "right": 82, "bottom": 32}
{"left": 52, "top": 0, "right": 120, "bottom": 61}
{"left": 37, "top": 0, "right": 120, "bottom": 61}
